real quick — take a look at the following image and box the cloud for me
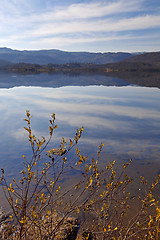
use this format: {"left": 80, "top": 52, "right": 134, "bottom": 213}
{"left": 0, "top": 0, "right": 154, "bottom": 33}
{"left": 39, "top": 0, "right": 143, "bottom": 21}
{"left": 1, "top": 85, "right": 160, "bottom": 148}
{"left": 29, "top": 14, "right": 160, "bottom": 37}
{"left": 0, "top": 0, "right": 159, "bottom": 51}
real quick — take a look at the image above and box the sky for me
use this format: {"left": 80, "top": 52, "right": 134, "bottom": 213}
{"left": 0, "top": 0, "right": 160, "bottom": 52}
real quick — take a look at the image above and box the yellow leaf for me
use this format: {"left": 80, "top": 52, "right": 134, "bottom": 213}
{"left": 28, "top": 165, "right": 31, "bottom": 173}
{"left": 24, "top": 127, "right": 31, "bottom": 133}
{"left": 148, "top": 215, "right": 153, "bottom": 227}
{"left": 19, "top": 216, "right": 26, "bottom": 224}
{"left": 85, "top": 167, "right": 88, "bottom": 173}
{"left": 70, "top": 139, "right": 72, "bottom": 146}
{"left": 26, "top": 110, "right": 30, "bottom": 118}
{"left": 78, "top": 160, "right": 83, "bottom": 165}
{"left": 19, "top": 219, "right": 25, "bottom": 224}
{"left": 88, "top": 177, "right": 93, "bottom": 187}
{"left": 156, "top": 207, "right": 160, "bottom": 219}
{"left": 11, "top": 188, "right": 14, "bottom": 193}
{"left": 76, "top": 206, "right": 80, "bottom": 213}
{"left": 76, "top": 148, "right": 80, "bottom": 155}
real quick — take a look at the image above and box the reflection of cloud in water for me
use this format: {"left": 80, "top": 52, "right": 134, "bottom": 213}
{"left": 2, "top": 85, "right": 159, "bottom": 119}
{"left": 0, "top": 85, "right": 160, "bottom": 168}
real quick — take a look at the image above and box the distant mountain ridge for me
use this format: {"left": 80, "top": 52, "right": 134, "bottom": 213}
{"left": 105, "top": 51, "right": 160, "bottom": 71}
{"left": 0, "top": 48, "right": 159, "bottom": 75}
{"left": 0, "top": 47, "right": 133, "bottom": 65}
{"left": 123, "top": 51, "right": 160, "bottom": 64}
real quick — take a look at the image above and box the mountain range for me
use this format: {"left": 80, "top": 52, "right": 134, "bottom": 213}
{"left": 0, "top": 47, "right": 133, "bottom": 65}
{"left": 0, "top": 48, "right": 159, "bottom": 89}
{"left": 0, "top": 48, "right": 159, "bottom": 74}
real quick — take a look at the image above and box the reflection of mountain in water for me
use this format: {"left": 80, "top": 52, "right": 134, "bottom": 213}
{"left": 0, "top": 72, "right": 160, "bottom": 89}
{"left": 107, "top": 72, "right": 160, "bottom": 89}
{"left": 0, "top": 72, "right": 131, "bottom": 89}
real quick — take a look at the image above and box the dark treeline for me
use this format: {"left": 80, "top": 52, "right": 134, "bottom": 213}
{"left": 1, "top": 61, "right": 160, "bottom": 74}
{"left": 0, "top": 51, "right": 159, "bottom": 74}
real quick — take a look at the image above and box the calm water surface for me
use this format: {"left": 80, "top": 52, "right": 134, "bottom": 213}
{"left": 0, "top": 73, "right": 160, "bottom": 185}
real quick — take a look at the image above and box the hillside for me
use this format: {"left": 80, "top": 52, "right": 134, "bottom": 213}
{"left": 0, "top": 49, "right": 159, "bottom": 76}
{"left": 123, "top": 51, "right": 160, "bottom": 63}
{"left": 105, "top": 52, "right": 160, "bottom": 72}
{"left": 0, "top": 47, "right": 132, "bottom": 64}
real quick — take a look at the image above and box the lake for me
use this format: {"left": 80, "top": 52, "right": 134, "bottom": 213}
{"left": 0, "top": 72, "right": 160, "bottom": 207}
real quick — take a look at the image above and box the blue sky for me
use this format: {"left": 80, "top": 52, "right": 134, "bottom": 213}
{"left": 0, "top": 0, "right": 160, "bottom": 52}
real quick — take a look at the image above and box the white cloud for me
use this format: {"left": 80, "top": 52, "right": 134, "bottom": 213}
{"left": 21, "top": 34, "right": 146, "bottom": 50}
{"left": 29, "top": 14, "right": 160, "bottom": 37}
{"left": 0, "top": 0, "right": 152, "bottom": 34}
{"left": 0, "top": 0, "right": 143, "bottom": 20}
{"left": 40, "top": 0, "right": 143, "bottom": 21}
{"left": 0, "top": 0, "right": 159, "bottom": 51}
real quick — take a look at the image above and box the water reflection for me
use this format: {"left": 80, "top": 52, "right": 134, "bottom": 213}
{"left": 0, "top": 72, "right": 130, "bottom": 88}
{"left": 0, "top": 85, "right": 160, "bottom": 177}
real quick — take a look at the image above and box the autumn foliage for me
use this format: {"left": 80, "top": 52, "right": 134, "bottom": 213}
{"left": 0, "top": 111, "right": 159, "bottom": 239}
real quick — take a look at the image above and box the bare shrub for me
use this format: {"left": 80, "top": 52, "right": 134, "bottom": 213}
{"left": 0, "top": 111, "right": 159, "bottom": 239}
